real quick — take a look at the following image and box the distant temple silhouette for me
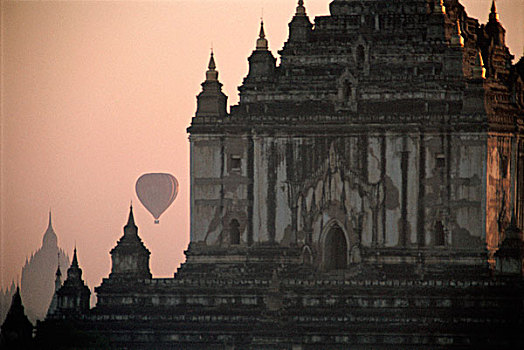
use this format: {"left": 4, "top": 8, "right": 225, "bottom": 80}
{"left": 0, "top": 212, "right": 69, "bottom": 324}
{"left": 0, "top": 288, "right": 33, "bottom": 349}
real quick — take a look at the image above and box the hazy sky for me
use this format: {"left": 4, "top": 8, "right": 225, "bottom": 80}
{"left": 1, "top": 0, "right": 523, "bottom": 292}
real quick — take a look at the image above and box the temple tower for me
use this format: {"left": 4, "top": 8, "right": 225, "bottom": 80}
{"left": 109, "top": 206, "right": 152, "bottom": 280}
{"left": 55, "top": 248, "right": 90, "bottom": 316}
{"left": 195, "top": 51, "right": 228, "bottom": 117}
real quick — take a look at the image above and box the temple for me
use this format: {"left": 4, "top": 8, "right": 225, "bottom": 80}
{"left": 37, "top": 1, "right": 524, "bottom": 348}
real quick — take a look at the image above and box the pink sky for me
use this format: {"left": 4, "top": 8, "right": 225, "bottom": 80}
{"left": 1, "top": 0, "right": 523, "bottom": 292}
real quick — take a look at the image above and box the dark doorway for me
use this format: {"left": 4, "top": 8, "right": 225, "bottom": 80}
{"left": 324, "top": 225, "right": 348, "bottom": 270}
{"left": 434, "top": 220, "right": 445, "bottom": 246}
{"left": 230, "top": 219, "right": 240, "bottom": 245}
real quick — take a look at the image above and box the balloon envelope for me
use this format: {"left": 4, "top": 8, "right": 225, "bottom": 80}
{"left": 135, "top": 173, "right": 178, "bottom": 224}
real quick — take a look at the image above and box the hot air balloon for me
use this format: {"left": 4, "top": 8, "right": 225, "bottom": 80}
{"left": 135, "top": 173, "right": 178, "bottom": 224}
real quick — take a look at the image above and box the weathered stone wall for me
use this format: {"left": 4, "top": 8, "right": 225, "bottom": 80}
{"left": 190, "top": 129, "right": 497, "bottom": 269}
{"left": 486, "top": 135, "right": 518, "bottom": 254}
{"left": 190, "top": 135, "right": 251, "bottom": 246}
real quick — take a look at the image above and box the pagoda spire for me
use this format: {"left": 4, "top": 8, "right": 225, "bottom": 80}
{"left": 42, "top": 210, "right": 58, "bottom": 247}
{"left": 489, "top": 0, "right": 499, "bottom": 21}
{"left": 109, "top": 206, "right": 152, "bottom": 280}
{"left": 247, "top": 18, "right": 276, "bottom": 80}
{"left": 206, "top": 50, "right": 219, "bottom": 81}
{"left": 287, "top": 0, "right": 312, "bottom": 43}
{"left": 256, "top": 20, "right": 269, "bottom": 51}
{"left": 71, "top": 246, "right": 79, "bottom": 268}
{"left": 54, "top": 247, "right": 91, "bottom": 315}
{"left": 196, "top": 49, "right": 228, "bottom": 117}
{"left": 126, "top": 204, "right": 136, "bottom": 227}
{"left": 124, "top": 204, "right": 138, "bottom": 236}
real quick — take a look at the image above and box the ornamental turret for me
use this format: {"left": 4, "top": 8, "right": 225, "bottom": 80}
{"left": 55, "top": 248, "right": 91, "bottom": 316}
{"left": 195, "top": 51, "right": 228, "bottom": 117}
{"left": 485, "top": 0, "right": 505, "bottom": 47}
{"left": 287, "top": 0, "right": 312, "bottom": 43}
{"left": 109, "top": 206, "right": 152, "bottom": 280}
{"left": 450, "top": 20, "right": 464, "bottom": 48}
{"left": 246, "top": 20, "right": 276, "bottom": 81}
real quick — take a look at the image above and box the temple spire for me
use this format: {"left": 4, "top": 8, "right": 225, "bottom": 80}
{"left": 208, "top": 50, "right": 216, "bottom": 70}
{"left": 109, "top": 207, "right": 152, "bottom": 280}
{"left": 42, "top": 210, "right": 58, "bottom": 247}
{"left": 490, "top": 0, "right": 499, "bottom": 21}
{"left": 256, "top": 20, "right": 269, "bottom": 50}
{"left": 287, "top": 0, "right": 312, "bottom": 43}
{"left": 54, "top": 247, "right": 91, "bottom": 315}
{"left": 71, "top": 246, "right": 78, "bottom": 268}
{"left": 196, "top": 49, "right": 228, "bottom": 117}
{"left": 127, "top": 204, "right": 136, "bottom": 227}
{"left": 124, "top": 204, "right": 138, "bottom": 236}
{"left": 205, "top": 50, "right": 219, "bottom": 81}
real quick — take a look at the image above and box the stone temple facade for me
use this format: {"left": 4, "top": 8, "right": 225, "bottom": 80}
{"left": 38, "top": 1, "right": 524, "bottom": 349}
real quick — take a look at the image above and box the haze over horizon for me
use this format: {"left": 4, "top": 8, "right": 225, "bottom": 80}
{"left": 1, "top": 0, "right": 523, "bottom": 298}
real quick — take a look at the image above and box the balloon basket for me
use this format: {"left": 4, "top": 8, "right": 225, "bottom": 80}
{"left": 154, "top": 220, "right": 160, "bottom": 224}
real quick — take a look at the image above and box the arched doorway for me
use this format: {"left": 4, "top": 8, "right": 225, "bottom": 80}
{"left": 324, "top": 224, "right": 348, "bottom": 270}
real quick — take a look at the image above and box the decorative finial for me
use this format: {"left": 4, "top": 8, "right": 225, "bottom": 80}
{"left": 296, "top": 0, "right": 306, "bottom": 16}
{"left": 208, "top": 50, "right": 216, "bottom": 70}
{"left": 472, "top": 50, "right": 486, "bottom": 79}
{"left": 127, "top": 204, "right": 136, "bottom": 227}
{"left": 451, "top": 19, "right": 464, "bottom": 47}
{"left": 434, "top": 0, "right": 445, "bottom": 14}
{"left": 259, "top": 19, "right": 266, "bottom": 39}
{"left": 256, "top": 19, "right": 269, "bottom": 50}
{"left": 43, "top": 208, "right": 57, "bottom": 246}
{"left": 490, "top": 0, "right": 499, "bottom": 21}
{"left": 71, "top": 245, "right": 79, "bottom": 267}
{"left": 205, "top": 50, "right": 218, "bottom": 81}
